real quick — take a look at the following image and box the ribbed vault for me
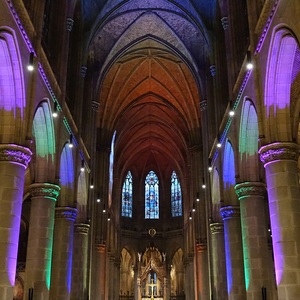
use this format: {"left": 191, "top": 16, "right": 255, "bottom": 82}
{"left": 97, "top": 38, "right": 200, "bottom": 177}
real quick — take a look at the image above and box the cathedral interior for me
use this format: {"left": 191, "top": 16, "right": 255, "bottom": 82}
{"left": 1, "top": 0, "right": 300, "bottom": 299}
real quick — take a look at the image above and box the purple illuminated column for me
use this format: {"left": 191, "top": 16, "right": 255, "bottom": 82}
{"left": 0, "top": 144, "right": 31, "bottom": 298}
{"left": 235, "top": 182, "right": 275, "bottom": 300}
{"left": 25, "top": 183, "right": 60, "bottom": 300}
{"left": 70, "top": 223, "right": 90, "bottom": 300}
{"left": 259, "top": 142, "right": 300, "bottom": 298}
{"left": 209, "top": 223, "right": 227, "bottom": 300}
{"left": 50, "top": 207, "right": 77, "bottom": 300}
{"left": 220, "top": 206, "right": 246, "bottom": 300}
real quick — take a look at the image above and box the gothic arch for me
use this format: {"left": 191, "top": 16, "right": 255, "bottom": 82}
{"left": 59, "top": 143, "right": 75, "bottom": 206}
{"left": 0, "top": 28, "right": 25, "bottom": 144}
{"left": 211, "top": 167, "right": 221, "bottom": 222}
{"left": 32, "top": 100, "right": 56, "bottom": 182}
{"left": 239, "top": 98, "right": 259, "bottom": 181}
{"left": 264, "top": 27, "right": 300, "bottom": 142}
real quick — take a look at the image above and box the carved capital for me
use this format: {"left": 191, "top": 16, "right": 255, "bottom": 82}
{"left": 196, "top": 243, "right": 207, "bottom": 253}
{"left": 66, "top": 17, "right": 74, "bottom": 32}
{"left": 74, "top": 223, "right": 90, "bottom": 234}
{"left": 29, "top": 183, "right": 60, "bottom": 200}
{"left": 92, "top": 100, "right": 100, "bottom": 112}
{"left": 55, "top": 206, "right": 77, "bottom": 221}
{"left": 96, "top": 244, "right": 106, "bottom": 253}
{"left": 0, "top": 144, "right": 32, "bottom": 168}
{"left": 220, "top": 206, "right": 240, "bottom": 220}
{"left": 210, "top": 64, "right": 216, "bottom": 76}
{"left": 235, "top": 182, "right": 266, "bottom": 200}
{"left": 259, "top": 142, "right": 299, "bottom": 166}
{"left": 221, "top": 17, "right": 229, "bottom": 30}
{"left": 81, "top": 66, "right": 87, "bottom": 78}
{"left": 210, "top": 222, "right": 224, "bottom": 234}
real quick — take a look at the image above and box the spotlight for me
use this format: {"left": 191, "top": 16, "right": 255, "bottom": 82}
{"left": 217, "top": 141, "right": 222, "bottom": 148}
{"left": 196, "top": 192, "right": 200, "bottom": 202}
{"left": 52, "top": 102, "right": 58, "bottom": 118}
{"left": 192, "top": 203, "right": 196, "bottom": 212}
{"left": 246, "top": 51, "right": 253, "bottom": 70}
{"left": 189, "top": 212, "right": 192, "bottom": 220}
{"left": 107, "top": 213, "right": 111, "bottom": 221}
{"left": 80, "top": 160, "right": 85, "bottom": 172}
{"left": 68, "top": 134, "right": 73, "bottom": 148}
{"left": 229, "top": 110, "right": 235, "bottom": 117}
{"left": 103, "top": 204, "right": 106, "bottom": 213}
{"left": 27, "top": 52, "right": 34, "bottom": 71}
{"left": 208, "top": 166, "right": 213, "bottom": 172}
{"left": 96, "top": 193, "right": 100, "bottom": 203}
{"left": 90, "top": 178, "right": 94, "bottom": 189}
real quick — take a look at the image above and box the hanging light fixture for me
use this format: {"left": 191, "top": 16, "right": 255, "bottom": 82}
{"left": 246, "top": 50, "right": 253, "bottom": 70}
{"left": 68, "top": 134, "right": 73, "bottom": 148}
{"left": 189, "top": 211, "right": 192, "bottom": 220}
{"left": 96, "top": 193, "right": 100, "bottom": 203}
{"left": 90, "top": 178, "right": 94, "bottom": 189}
{"left": 52, "top": 102, "right": 58, "bottom": 118}
{"left": 80, "top": 160, "right": 85, "bottom": 172}
{"left": 27, "top": 52, "right": 34, "bottom": 71}
{"left": 103, "top": 204, "right": 106, "bottom": 213}
{"left": 196, "top": 192, "right": 200, "bottom": 202}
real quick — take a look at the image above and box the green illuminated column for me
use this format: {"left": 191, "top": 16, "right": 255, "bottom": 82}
{"left": 50, "top": 207, "right": 77, "bottom": 300}
{"left": 220, "top": 206, "right": 246, "bottom": 300}
{"left": 235, "top": 182, "right": 275, "bottom": 300}
{"left": 0, "top": 145, "right": 31, "bottom": 299}
{"left": 210, "top": 223, "right": 227, "bottom": 300}
{"left": 24, "top": 183, "right": 60, "bottom": 300}
{"left": 71, "top": 223, "right": 90, "bottom": 300}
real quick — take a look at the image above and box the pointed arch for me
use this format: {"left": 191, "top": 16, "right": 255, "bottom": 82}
{"left": 239, "top": 98, "right": 259, "bottom": 181}
{"left": 211, "top": 167, "right": 221, "bottom": 222}
{"left": 265, "top": 28, "right": 300, "bottom": 141}
{"left": 145, "top": 170, "right": 159, "bottom": 219}
{"left": 121, "top": 170, "right": 133, "bottom": 218}
{"left": 59, "top": 144, "right": 75, "bottom": 205}
{"left": 77, "top": 170, "right": 88, "bottom": 222}
{"left": 0, "top": 28, "right": 25, "bottom": 143}
{"left": 223, "top": 140, "right": 236, "bottom": 202}
{"left": 32, "top": 100, "right": 56, "bottom": 182}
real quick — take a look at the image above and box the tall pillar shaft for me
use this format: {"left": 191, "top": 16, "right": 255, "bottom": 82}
{"left": 259, "top": 142, "right": 300, "bottom": 299}
{"left": 210, "top": 223, "right": 228, "bottom": 300}
{"left": 91, "top": 244, "right": 106, "bottom": 300}
{"left": 71, "top": 223, "right": 90, "bottom": 300}
{"left": 235, "top": 182, "right": 276, "bottom": 300}
{"left": 25, "top": 183, "right": 60, "bottom": 300}
{"left": 50, "top": 207, "right": 77, "bottom": 300}
{"left": 220, "top": 206, "right": 246, "bottom": 299}
{"left": 195, "top": 243, "right": 209, "bottom": 300}
{"left": 0, "top": 144, "right": 31, "bottom": 298}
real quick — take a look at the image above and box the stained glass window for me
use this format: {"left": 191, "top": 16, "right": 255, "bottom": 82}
{"left": 145, "top": 171, "right": 159, "bottom": 219}
{"left": 171, "top": 171, "right": 182, "bottom": 217}
{"left": 121, "top": 171, "right": 133, "bottom": 218}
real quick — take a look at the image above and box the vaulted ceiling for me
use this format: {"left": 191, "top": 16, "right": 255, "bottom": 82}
{"left": 87, "top": 0, "right": 212, "bottom": 179}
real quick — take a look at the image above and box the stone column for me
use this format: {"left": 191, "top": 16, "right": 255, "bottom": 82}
{"left": 50, "top": 207, "right": 77, "bottom": 300}
{"left": 235, "top": 182, "right": 275, "bottom": 300}
{"left": 163, "top": 277, "right": 167, "bottom": 300}
{"left": 24, "top": 183, "right": 60, "bottom": 300}
{"left": 195, "top": 243, "right": 209, "bottom": 300}
{"left": 220, "top": 206, "right": 246, "bottom": 299}
{"left": 136, "top": 277, "right": 141, "bottom": 300}
{"left": 91, "top": 244, "right": 106, "bottom": 300}
{"left": 71, "top": 223, "right": 90, "bottom": 300}
{"left": 210, "top": 223, "right": 227, "bottom": 300}
{"left": 0, "top": 144, "right": 31, "bottom": 298}
{"left": 259, "top": 142, "right": 300, "bottom": 299}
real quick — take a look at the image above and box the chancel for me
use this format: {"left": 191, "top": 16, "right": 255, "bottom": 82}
{"left": 1, "top": 0, "right": 300, "bottom": 300}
